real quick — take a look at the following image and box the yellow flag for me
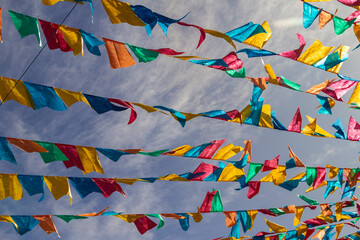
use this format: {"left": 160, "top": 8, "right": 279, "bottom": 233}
{"left": 204, "top": 29, "right": 237, "bottom": 50}
{"left": 271, "top": 166, "right": 287, "bottom": 185}
{"left": 158, "top": 174, "right": 189, "bottom": 181}
{"left": 189, "top": 207, "right": 203, "bottom": 223}
{"left": 335, "top": 224, "right": 343, "bottom": 239}
{"left": 164, "top": 145, "right": 192, "bottom": 156}
{"left": 348, "top": 82, "right": 360, "bottom": 106}
{"left": 243, "top": 21, "right": 272, "bottom": 49}
{"left": 297, "top": 39, "right": 334, "bottom": 65}
{"left": 302, "top": 116, "right": 334, "bottom": 138}
{"left": 54, "top": 88, "right": 90, "bottom": 107}
{"left": 0, "top": 174, "right": 23, "bottom": 200}
{"left": 264, "top": 64, "right": 278, "bottom": 85}
{"left": 259, "top": 104, "right": 274, "bottom": 129}
{"left": 115, "top": 214, "right": 143, "bottom": 223}
{"left": 0, "top": 77, "right": 35, "bottom": 109}
{"left": 294, "top": 207, "right": 304, "bottom": 226}
{"left": 44, "top": 176, "right": 72, "bottom": 204}
{"left": 76, "top": 146, "right": 104, "bottom": 174}
{"left": 59, "top": 26, "right": 83, "bottom": 56}
{"left": 264, "top": 218, "right": 287, "bottom": 233}
{"left": 327, "top": 164, "right": 339, "bottom": 179}
{"left": 327, "top": 45, "right": 350, "bottom": 74}
{"left": 100, "top": 0, "right": 145, "bottom": 26}
{"left": 0, "top": 216, "right": 18, "bottom": 232}
{"left": 212, "top": 144, "right": 243, "bottom": 160}
{"left": 335, "top": 202, "right": 342, "bottom": 221}
{"left": 248, "top": 210, "right": 258, "bottom": 231}
{"left": 218, "top": 163, "right": 245, "bottom": 182}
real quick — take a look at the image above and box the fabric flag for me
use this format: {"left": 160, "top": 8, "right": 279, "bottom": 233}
{"left": 279, "top": 33, "right": 306, "bottom": 60}
{"left": 133, "top": 216, "right": 157, "bottom": 234}
{"left": 306, "top": 167, "right": 317, "bottom": 186}
{"left": 126, "top": 44, "right": 159, "bottom": 63}
{"left": 68, "top": 177, "right": 102, "bottom": 198}
{"left": 11, "top": 216, "right": 39, "bottom": 235}
{"left": 32, "top": 215, "right": 59, "bottom": 236}
{"left": 297, "top": 39, "right": 334, "bottom": 65}
{"left": 303, "top": 3, "right": 321, "bottom": 29}
{"left": 43, "top": 176, "right": 72, "bottom": 204}
{"left": 59, "top": 26, "right": 83, "bottom": 56}
{"left": 35, "top": 141, "right": 69, "bottom": 163}
{"left": 0, "top": 8, "right": 3, "bottom": 43}
{"left": 326, "top": 79, "right": 357, "bottom": 100}
{"left": 223, "top": 212, "right": 237, "bottom": 228}
{"left": 83, "top": 94, "right": 127, "bottom": 114}
{"left": 288, "top": 146, "right": 305, "bottom": 167}
{"left": 333, "top": 16, "right": 356, "bottom": 35}
{"left": 55, "top": 144, "right": 84, "bottom": 171}
{"left": 38, "top": 19, "right": 72, "bottom": 51}
{"left": 92, "top": 178, "right": 126, "bottom": 198}
{"left": 238, "top": 210, "right": 258, "bottom": 232}
{"left": 0, "top": 174, "right": 23, "bottom": 200}
{"left": 103, "top": 38, "right": 136, "bottom": 68}
{"left": 199, "top": 189, "right": 223, "bottom": 212}
{"left": 242, "top": 21, "right": 272, "bottom": 49}
{"left": 261, "top": 155, "right": 279, "bottom": 172}
{"left": 80, "top": 29, "right": 105, "bottom": 56}
{"left": 0, "top": 77, "right": 35, "bottom": 108}
{"left": 8, "top": 11, "right": 41, "bottom": 46}
{"left": 76, "top": 146, "right": 104, "bottom": 174}
{"left": 316, "top": 95, "right": 333, "bottom": 115}
{"left": 17, "top": 175, "right": 44, "bottom": 200}
{"left": 348, "top": 116, "right": 360, "bottom": 141}
{"left": 53, "top": 88, "right": 90, "bottom": 107}
{"left": 100, "top": 0, "right": 145, "bottom": 26}
{"left": 319, "top": 10, "right": 335, "bottom": 29}
{"left": 313, "top": 167, "right": 326, "bottom": 188}
{"left": 246, "top": 163, "right": 263, "bottom": 183}
{"left": 348, "top": 82, "right": 360, "bottom": 107}
{"left": 23, "top": 82, "right": 67, "bottom": 111}
{"left": 288, "top": 107, "right": 302, "bottom": 133}
{"left": 247, "top": 181, "right": 261, "bottom": 199}
{"left": 264, "top": 218, "right": 287, "bottom": 233}
{"left": 226, "top": 22, "right": 267, "bottom": 43}
{"left": 7, "top": 138, "right": 47, "bottom": 153}
{"left": 197, "top": 140, "right": 226, "bottom": 159}
{"left": 0, "top": 137, "right": 16, "bottom": 164}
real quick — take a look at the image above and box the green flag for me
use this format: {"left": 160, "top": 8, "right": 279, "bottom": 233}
{"left": 298, "top": 195, "right": 319, "bottom": 205}
{"left": 126, "top": 43, "right": 159, "bottom": 63}
{"left": 56, "top": 215, "right": 88, "bottom": 223}
{"left": 8, "top": 10, "right": 42, "bottom": 46}
{"left": 211, "top": 189, "right": 223, "bottom": 212}
{"left": 245, "top": 163, "right": 263, "bottom": 183}
{"left": 35, "top": 141, "right": 69, "bottom": 163}
{"left": 306, "top": 167, "right": 317, "bottom": 186}
{"left": 226, "top": 68, "right": 246, "bottom": 78}
{"left": 333, "top": 17, "right": 356, "bottom": 35}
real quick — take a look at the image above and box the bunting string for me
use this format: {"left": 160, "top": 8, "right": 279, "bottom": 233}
{"left": 0, "top": 185, "right": 358, "bottom": 237}
{"left": 3, "top": 76, "right": 360, "bottom": 145}
{"left": 0, "top": 136, "right": 244, "bottom": 174}
{"left": 0, "top": 7, "right": 353, "bottom": 77}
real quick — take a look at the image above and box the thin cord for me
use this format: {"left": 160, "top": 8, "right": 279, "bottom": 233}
{"left": 0, "top": 2, "right": 78, "bottom": 106}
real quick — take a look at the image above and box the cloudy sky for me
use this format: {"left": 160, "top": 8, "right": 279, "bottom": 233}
{"left": 1, "top": 0, "right": 360, "bottom": 239}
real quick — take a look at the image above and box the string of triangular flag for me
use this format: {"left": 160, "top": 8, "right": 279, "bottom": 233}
{"left": 1, "top": 8, "right": 353, "bottom": 76}
{"left": 2, "top": 188, "right": 359, "bottom": 237}
{"left": 0, "top": 136, "right": 244, "bottom": 173}
{"left": 3, "top": 76, "right": 360, "bottom": 145}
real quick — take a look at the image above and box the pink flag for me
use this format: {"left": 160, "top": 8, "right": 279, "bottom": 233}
{"left": 191, "top": 162, "right": 219, "bottom": 181}
{"left": 347, "top": 116, "right": 360, "bottom": 141}
{"left": 55, "top": 144, "right": 84, "bottom": 171}
{"left": 288, "top": 107, "right": 302, "bottom": 133}
{"left": 108, "top": 98, "right": 137, "bottom": 124}
{"left": 149, "top": 48, "right": 185, "bottom": 55}
{"left": 177, "top": 21, "right": 206, "bottom": 48}
{"left": 198, "top": 139, "right": 226, "bottom": 159}
{"left": 279, "top": 34, "right": 305, "bottom": 60}
{"left": 92, "top": 178, "right": 126, "bottom": 198}
{"left": 325, "top": 80, "right": 357, "bottom": 99}
{"left": 247, "top": 181, "right": 261, "bottom": 199}
{"left": 313, "top": 167, "right": 326, "bottom": 189}
{"left": 199, "top": 190, "right": 216, "bottom": 212}
{"left": 261, "top": 155, "right": 279, "bottom": 172}
{"left": 133, "top": 216, "right": 157, "bottom": 234}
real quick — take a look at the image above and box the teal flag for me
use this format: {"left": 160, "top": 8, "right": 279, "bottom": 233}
{"left": 8, "top": 11, "right": 41, "bottom": 46}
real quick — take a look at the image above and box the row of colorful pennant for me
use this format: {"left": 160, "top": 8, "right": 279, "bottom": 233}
{"left": 0, "top": 189, "right": 223, "bottom": 236}
{"left": 1, "top": 7, "right": 352, "bottom": 76}
{"left": 1, "top": 187, "right": 357, "bottom": 237}
{"left": 302, "top": 2, "right": 357, "bottom": 36}
{"left": 0, "top": 136, "right": 244, "bottom": 173}
{"left": 4, "top": 76, "right": 360, "bottom": 146}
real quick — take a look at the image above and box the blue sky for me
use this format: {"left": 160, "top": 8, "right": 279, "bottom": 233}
{"left": 1, "top": 0, "right": 360, "bottom": 239}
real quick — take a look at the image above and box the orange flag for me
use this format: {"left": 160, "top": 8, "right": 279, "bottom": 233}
{"left": 7, "top": 137, "right": 48, "bottom": 153}
{"left": 318, "top": 10, "right": 336, "bottom": 29}
{"left": 103, "top": 38, "right": 136, "bottom": 69}
{"left": 33, "top": 215, "right": 60, "bottom": 237}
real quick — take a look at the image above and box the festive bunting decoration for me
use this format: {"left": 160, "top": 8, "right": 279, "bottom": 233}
{"left": 0, "top": 136, "right": 244, "bottom": 173}
{"left": 4, "top": 76, "right": 360, "bottom": 145}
